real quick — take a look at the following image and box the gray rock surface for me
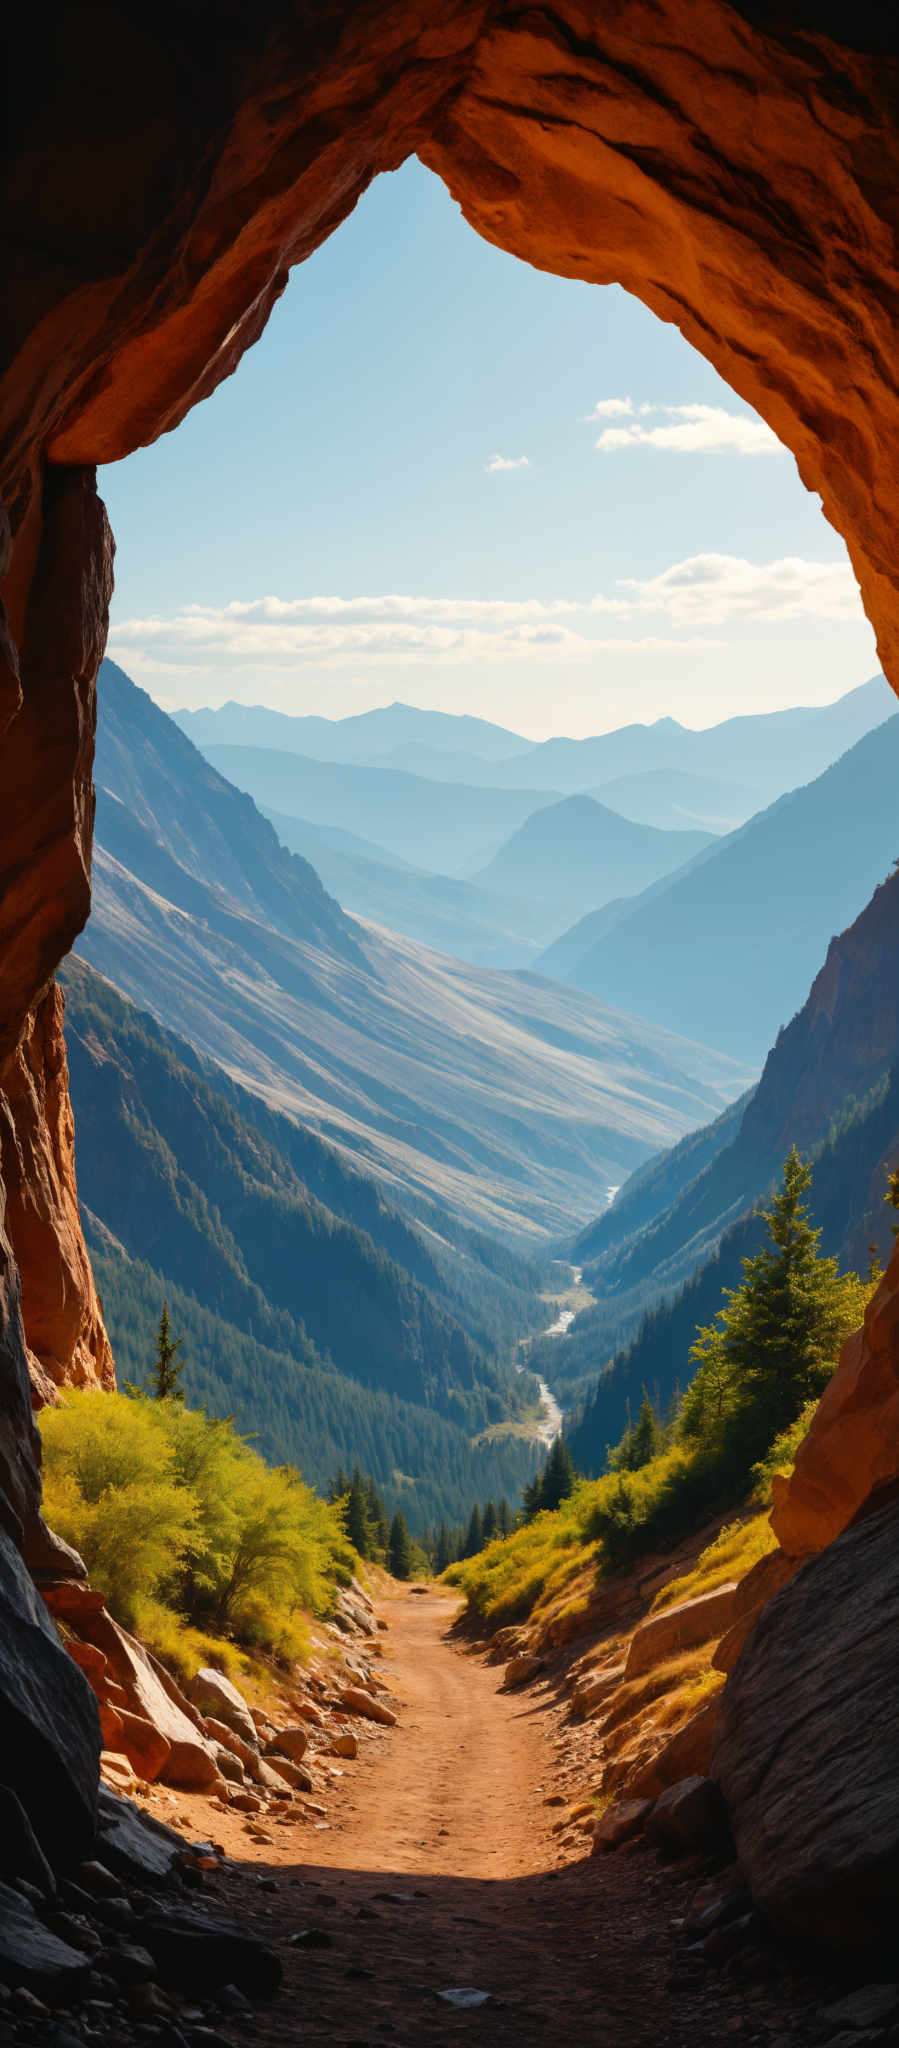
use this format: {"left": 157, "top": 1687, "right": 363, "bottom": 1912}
{"left": 713, "top": 1498, "right": 899, "bottom": 1941}
{"left": 0, "top": 1880, "right": 91, "bottom": 1998}
{"left": 0, "top": 1525, "right": 100, "bottom": 1868}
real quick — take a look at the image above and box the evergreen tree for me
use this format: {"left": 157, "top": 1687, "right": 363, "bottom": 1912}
{"left": 389, "top": 1510, "right": 413, "bottom": 1580}
{"left": 682, "top": 1149, "right": 868, "bottom": 1473}
{"left": 540, "top": 1437, "right": 576, "bottom": 1512}
{"left": 887, "top": 1165, "right": 899, "bottom": 1238}
{"left": 365, "top": 1475, "right": 390, "bottom": 1556}
{"left": 434, "top": 1522, "right": 452, "bottom": 1574}
{"left": 150, "top": 1303, "right": 186, "bottom": 1401}
{"left": 345, "top": 1468, "right": 370, "bottom": 1556}
{"left": 482, "top": 1499, "right": 498, "bottom": 1544}
{"left": 497, "top": 1497, "right": 513, "bottom": 1536}
{"left": 464, "top": 1503, "right": 483, "bottom": 1557}
{"left": 625, "top": 1389, "right": 661, "bottom": 1470}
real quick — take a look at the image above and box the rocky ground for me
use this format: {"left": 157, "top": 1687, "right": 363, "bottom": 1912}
{"left": 1, "top": 1584, "right": 897, "bottom": 2048}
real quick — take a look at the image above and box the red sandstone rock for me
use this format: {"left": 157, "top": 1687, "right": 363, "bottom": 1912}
{"left": 624, "top": 1583, "right": 738, "bottom": 1678}
{"left": 713, "top": 1551, "right": 800, "bottom": 1673}
{"left": 0, "top": 984, "right": 113, "bottom": 1405}
{"left": 771, "top": 1240, "right": 899, "bottom": 1557}
{"left": 624, "top": 1697, "right": 721, "bottom": 1801}
{"left": 339, "top": 1685, "right": 397, "bottom": 1727}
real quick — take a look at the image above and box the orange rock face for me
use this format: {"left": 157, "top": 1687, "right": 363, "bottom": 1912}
{"left": 0, "top": 983, "right": 113, "bottom": 1409}
{"left": 771, "top": 1239, "right": 899, "bottom": 1557}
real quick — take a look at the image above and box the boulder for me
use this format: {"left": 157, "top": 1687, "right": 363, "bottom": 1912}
{"left": 116, "top": 1708, "right": 172, "bottom": 1783}
{"left": 0, "top": 1525, "right": 100, "bottom": 1868}
{"left": 0, "top": 1880, "right": 92, "bottom": 1999}
{"left": 590, "top": 1798, "right": 654, "bottom": 1853}
{"left": 94, "top": 1786, "right": 184, "bottom": 1886}
{"left": 204, "top": 1716, "right": 258, "bottom": 1774}
{"left": 339, "top": 1685, "right": 397, "bottom": 1726}
{"left": 712, "top": 1497, "right": 899, "bottom": 1941}
{"left": 187, "top": 1668, "right": 258, "bottom": 1750}
{"left": 502, "top": 1652, "right": 543, "bottom": 1690}
{"left": 624, "top": 1583, "right": 738, "bottom": 1679}
{"left": 646, "top": 1775, "right": 729, "bottom": 1853}
{"left": 266, "top": 1724, "right": 308, "bottom": 1763}
{"left": 266, "top": 1754, "right": 312, "bottom": 1792}
{"left": 77, "top": 1611, "right": 219, "bottom": 1790}
{"left": 330, "top": 1731, "right": 358, "bottom": 1759}
{"left": 141, "top": 1905, "right": 282, "bottom": 1997}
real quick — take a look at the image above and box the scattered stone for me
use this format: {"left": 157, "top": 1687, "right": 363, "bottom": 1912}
{"left": 339, "top": 1686, "right": 397, "bottom": 1727}
{"left": 330, "top": 1731, "right": 358, "bottom": 1759}
{"left": 105, "top": 1944, "right": 157, "bottom": 1986}
{"left": 437, "top": 1988, "right": 490, "bottom": 2008}
{"left": 95, "top": 1786, "right": 185, "bottom": 1885}
{"left": 73, "top": 1858, "right": 120, "bottom": 1898}
{"left": 266, "top": 1754, "right": 311, "bottom": 1792}
{"left": 289, "top": 1929, "right": 333, "bottom": 1948}
{"left": 685, "top": 1866, "right": 750, "bottom": 1936}
{"left": 228, "top": 1791, "right": 263, "bottom": 1814}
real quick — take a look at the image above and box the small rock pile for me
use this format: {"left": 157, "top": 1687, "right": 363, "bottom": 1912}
{"left": 47, "top": 1573, "right": 397, "bottom": 1854}
{"left": 0, "top": 1778, "right": 281, "bottom": 2047}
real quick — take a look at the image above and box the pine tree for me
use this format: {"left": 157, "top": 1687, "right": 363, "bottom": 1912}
{"left": 365, "top": 1476, "right": 390, "bottom": 1557}
{"left": 482, "top": 1499, "right": 498, "bottom": 1544}
{"left": 540, "top": 1437, "right": 576, "bottom": 1512}
{"left": 149, "top": 1303, "right": 186, "bottom": 1401}
{"left": 345, "top": 1468, "right": 370, "bottom": 1556}
{"left": 434, "top": 1522, "right": 452, "bottom": 1574}
{"left": 626, "top": 1389, "right": 661, "bottom": 1470}
{"left": 683, "top": 1148, "right": 868, "bottom": 1472}
{"left": 464, "top": 1503, "right": 483, "bottom": 1557}
{"left": 389, "top": 1510, "right": 413, "bottom": 1580}
{"left": 497, "top": 1497, "right": 513, "bottom": 1536}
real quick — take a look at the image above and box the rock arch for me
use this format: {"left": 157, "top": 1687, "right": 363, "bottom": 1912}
{"left": 1, "top": 2, "right": 898, "bottom": 1819}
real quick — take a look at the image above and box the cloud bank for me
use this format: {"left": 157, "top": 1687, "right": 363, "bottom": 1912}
{"left": 590, "top": 400, "right": 783, "bottom": 455}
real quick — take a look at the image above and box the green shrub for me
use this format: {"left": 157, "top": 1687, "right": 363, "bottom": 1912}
{"left": 39, "top": 1388, "right": 353, "bottom": 1672}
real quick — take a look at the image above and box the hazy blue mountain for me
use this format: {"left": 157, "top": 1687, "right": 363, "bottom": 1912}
{"left": 199, "top": 743, "right": 561, "bottom": 875}
{"left": 555, "top": 862, "right": 899, "bottom": 1464}
{"left": 82, "top": 662, "right": 747, "bottom": 1248}
{"left": 263, "top": 807, "right": 550, "bottom": 967}
{"left": 593, "top": 768, "right": 756, "bottom": 833}
{"left": 177, "top": 698, "right": 532, "bottom": 764}
{"left": 465, "top": 675, "right": 894, "bottom": 796}
{"left": 473, "top": 794, "right": 712, "bottom": 919}
{"left": 540, "top": 714, "right": 899, "bottom": 1064}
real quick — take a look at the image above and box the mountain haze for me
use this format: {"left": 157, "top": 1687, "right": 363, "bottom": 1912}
{"left": 540, "top": 714, "right": 899, "bottom": 1063}
{"left": 81, "top": 662, "right": 746, "bottom": 1249}
{"left": 474, "top": 794, "right": 712, "bottom": 918}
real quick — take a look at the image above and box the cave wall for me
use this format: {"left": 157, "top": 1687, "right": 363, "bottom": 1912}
{"left": 1, "top": 0, "right": 898, "bottom": 1549}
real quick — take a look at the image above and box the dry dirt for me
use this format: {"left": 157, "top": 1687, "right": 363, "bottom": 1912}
{"left": 162, "top": 1586, "right": 824, "bottom": 2047}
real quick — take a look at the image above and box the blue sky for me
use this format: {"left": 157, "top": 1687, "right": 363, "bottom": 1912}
{"left": 102, "top": 159, "right": 876, "bottom": 740}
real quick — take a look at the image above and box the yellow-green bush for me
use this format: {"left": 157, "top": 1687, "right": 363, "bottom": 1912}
{"left": 649, "top": 1513, "right": 777, "bottom": 1614}
{"left": 40, "top": 1389, "right": 354, "bottom": 1672}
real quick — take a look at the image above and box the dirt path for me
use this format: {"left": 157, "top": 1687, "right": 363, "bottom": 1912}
{"left": 194, "top": 1587, "right": 820, "bottom": 2048}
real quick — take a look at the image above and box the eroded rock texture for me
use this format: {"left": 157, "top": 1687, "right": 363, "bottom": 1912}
{"left": 713, "top": 1499, "right": 899, "bottom": 1941}
{"left": 771, "top": 1237, "right": 899, "bottom": 1556}
{"left": 0, "top": 983, "right": 113, "bottom": 1410}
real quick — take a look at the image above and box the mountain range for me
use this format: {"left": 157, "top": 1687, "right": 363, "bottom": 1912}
{"left": 179, "top": 674, "right": 893, "bottom": 825}
{"left": 539, "top": 712, "right": 899, "bottom": 1064}
{"left": 557, "top": 860, "right": 899, "bottom": 1469}
{"left": 80, "top": 664, "right": 744, "bottom": 1251}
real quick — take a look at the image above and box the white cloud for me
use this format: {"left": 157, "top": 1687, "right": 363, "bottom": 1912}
{"left": 593, "top": 401, "right": 783, "bottom": 456}
{"left": 620, "top": 553, "right": 860, "bottom": 625}
{"left": 485, "top": 453, "right": 531, "bottom": 471}
{"left": 107, "top": 553, "right": 864, "bottom": 683}
{"left": 586, "top": 397, "right": 635, "bottom": 420}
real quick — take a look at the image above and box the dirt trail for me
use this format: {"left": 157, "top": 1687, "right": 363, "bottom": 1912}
{"left": 308, "top": 1584, "right": 556, "bottom": 1882}
{"left": 198, "top": 1587, "right": 817, "bottom": 2048}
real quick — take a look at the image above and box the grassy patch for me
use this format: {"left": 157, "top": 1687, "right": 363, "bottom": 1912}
{"left": 649, "top": 1513, "right": 777, "bottom": 1614}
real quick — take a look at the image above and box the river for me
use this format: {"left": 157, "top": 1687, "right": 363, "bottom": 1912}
{"left": 519, "top": 1263, "right": 586, "bottom": 1447}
